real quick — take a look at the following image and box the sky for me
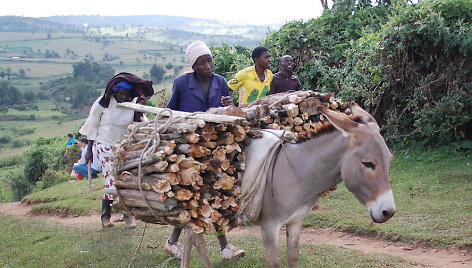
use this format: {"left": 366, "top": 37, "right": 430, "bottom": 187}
{"left": 2, "top": 0, "right": 325, "bottom": 25}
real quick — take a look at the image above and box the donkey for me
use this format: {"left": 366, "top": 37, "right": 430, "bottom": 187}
{"left": 258, "top": 103, "right": 396, "bottom": 268}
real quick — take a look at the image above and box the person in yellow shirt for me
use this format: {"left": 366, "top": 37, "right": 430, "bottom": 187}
{"left": 228, "top": 46, "right": 273, "bottom": 105}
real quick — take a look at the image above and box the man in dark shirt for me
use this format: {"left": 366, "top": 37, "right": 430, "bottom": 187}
{"left": 268, "top": 55, "right": 302, "bottom": 95}
{"left": 164, "top": 40, "right": 244, "bottom": 261}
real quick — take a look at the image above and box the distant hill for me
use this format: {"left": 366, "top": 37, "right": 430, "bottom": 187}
{"left": 0, "top": 16, "right": 83, "bottom": 33}
{"left": 44, "top": 15, "right": 277, "bottom": 39}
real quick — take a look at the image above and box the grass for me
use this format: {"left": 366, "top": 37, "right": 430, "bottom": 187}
{"left": 22, "top": 179, "right": 103, "bottom": 216}
{"left": 0, "top": 216, "right": 412, "bottom": 268}
{"left": 304, "top": 148, "right": 472, "bottom": 248}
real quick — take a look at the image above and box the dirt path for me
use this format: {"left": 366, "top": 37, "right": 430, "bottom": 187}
{"left": 1, "top": 202, "right": 470, "bottom": 267}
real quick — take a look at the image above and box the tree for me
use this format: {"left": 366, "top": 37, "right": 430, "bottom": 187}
{"left": 6, "top": 67, "right": 11, "bottom": 78}
{"left": 23, "top": 90, "right": 35, "bottom": 102}
{"left": 0, "top": 81, "right": 23, "bottom": 105}
{"left": 165, "top": 62, "right": 174, "bottom": 70}
{"left": 18, "top": 69, "right": 26, "bottom": 78}
{"left": 150, "top": 63, "right": 165, "bottom": 83}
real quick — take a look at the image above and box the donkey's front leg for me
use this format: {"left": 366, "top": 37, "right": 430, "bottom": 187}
{"left": 262, "top": 222, "right": 282, "bottom": 268}
{"left": 286, "top": 220, "right": 303, "bottom": 268}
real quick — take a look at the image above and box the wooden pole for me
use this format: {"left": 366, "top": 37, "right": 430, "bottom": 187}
{"left": 117, "top": 102, "right": 248, "bottom": 125}
{"left": 87, "top": 162, "right": 92, "bottom": 195}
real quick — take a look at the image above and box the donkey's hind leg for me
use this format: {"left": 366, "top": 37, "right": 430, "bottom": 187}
{"left": 286, "top": 220, "right": 303, "bottom": 268}
{"left": 262, "top": 222, "right": 282, "bottom": 268}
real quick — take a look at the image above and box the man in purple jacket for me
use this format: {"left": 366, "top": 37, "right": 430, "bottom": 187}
{"left": 167, "top": 41, "right": 232, "bottom": 112}
{"left": 164, "top": 41, "right": 244, "bottom": 261}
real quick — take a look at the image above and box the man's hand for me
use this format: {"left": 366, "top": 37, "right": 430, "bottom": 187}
{"left": 221, "top": 96, "right": 233, "bottom": 107}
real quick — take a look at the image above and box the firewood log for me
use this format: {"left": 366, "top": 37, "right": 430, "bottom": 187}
{"left": 282, "top": 103, "right": 299, "bottom": 118}
{"left": 115, "top": 171, "right": 181, "bottom": 191}
{"left": 241, "top": 104, "right": 270, "bottom": 120}
{"left": 173, "top": 187, "right": 194, "bottom": 201}
{"left": 225, "top": 143, "right": 241, "bottom": 153}
{"left": 198, "top": 204, "right": 213, "bottom": 218}
{"left": 197, "top": 123, "right": 218, "bottom": 141}
{"left": 179, "top": 166, "right": 204, "bottom": 186}
{"left": 122, "top": 150, "right": 166, "bottom": 162}
{"left": 116, "top": 189, "right": 178, "bottom": 209}
{"left": 118, "top": 154, "right": 167, "bottom": 172}
{"left": 206, "top": 106, "right": 246, "bottom": 118}
{"left": 213, "top": 173, "right": 235, "bottom": 191}
{"left": 298, "top": 97, "right": 321, "bottom": 115}
{"left": 113, "top": 203, "right": 180, "bottom": 217}
{"left": 198, "top": 141, "right": 217, "bottom": 149}
{"left": 229, "top": 125, "right": 247, "bottom": 142}
{"left": 292, "top": 117, "right": 304, "bottom": 126}
{"left": 119, "top": 102, "right": 247, "bottom": 125}
{"left": 128, "top": 161, "right": 169, "bottom": 175}
{"left": 165, "top": 164, "right": 180, "bottom": 173}
{"left": 215, "top": 132, "right": 234, "bottom": 146}
{"left": 179, "top": 210, "right": 192, "bottom": 223}
{"left": 214, "top": 123, "right": 228, "bottom": 132}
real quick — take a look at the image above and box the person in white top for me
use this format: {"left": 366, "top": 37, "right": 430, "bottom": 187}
{"left": 80, "top": 72, "right": 154, "bottom": 229}
{"left": 72, "top": 138, "right": 102, "bottom": 180}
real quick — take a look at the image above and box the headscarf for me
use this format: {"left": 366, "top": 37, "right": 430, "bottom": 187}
{"left": 98, "top": 72, "right": 154, "bottom": 122}
{"left": 112, "top": 81, "right": 134, "bottom": 92}
{"left": 99, "top": 72, "right": 154, "bottom": 108}
{"left": 186, "top": 40, "right": 212, "bottom": 71}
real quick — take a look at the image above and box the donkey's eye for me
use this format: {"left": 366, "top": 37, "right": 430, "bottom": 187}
{"left": 362, "top": 161, "right": 376, "bottom": 170}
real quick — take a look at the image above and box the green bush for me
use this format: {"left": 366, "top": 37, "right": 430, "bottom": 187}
{"left": 7, "top": 171, "right": 33, "bottom": 201}
{"left": 262, "top": 0, "right": 391, "bottom": 90}
{"left": 14, "top": 137, "right": 67, "bottom": 197}
{"left": 338, "top": 0, "right": 472, "bottom": 145}
{"left": 24, "top": 147, "right": 48, "bottom": 184}
{"left": 257, "top": 0, "right": 471, "bottom": 147}
{"left": 211, "top": 44, "right": 252, "bottom": 80}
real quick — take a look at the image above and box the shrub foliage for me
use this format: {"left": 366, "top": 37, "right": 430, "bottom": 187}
{"left": 259, "top": 0, "right": 471, "bottom": 146}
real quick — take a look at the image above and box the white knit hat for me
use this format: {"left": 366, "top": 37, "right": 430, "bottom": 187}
{"left": 186, "top": 40, "right": 212, "bottom": 70}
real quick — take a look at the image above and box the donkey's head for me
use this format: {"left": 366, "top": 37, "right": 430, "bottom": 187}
{"left": 318, "top": 104, "right": 396, "bottom": 223}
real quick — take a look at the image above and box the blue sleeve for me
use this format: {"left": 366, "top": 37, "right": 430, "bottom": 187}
{"left": 166, "top": 79, "right": 180, "bottom": 110}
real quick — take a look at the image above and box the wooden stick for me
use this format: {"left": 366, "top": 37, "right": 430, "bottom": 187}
{"left": 118, "top": 102, "right": 247, "bottom": 125}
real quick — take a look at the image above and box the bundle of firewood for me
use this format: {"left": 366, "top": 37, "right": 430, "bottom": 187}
{"left": 112, "top": 108, "right": 252, "bottom": 234}
{"left": 208, "top": 90, "right": 352, "bottom": 140}
{"left": 111, "top": 90, "right": 351, "bottom": 233}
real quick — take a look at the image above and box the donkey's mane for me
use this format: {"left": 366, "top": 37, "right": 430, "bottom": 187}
{"left": 297, "top": 115, "right": 362, "bottom": 144}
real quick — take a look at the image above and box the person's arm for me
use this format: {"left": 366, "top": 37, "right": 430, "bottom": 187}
{"left": 220, "top": 80, "right": 234, "bottom": 107}
{"left": 79, "top": 98, "right": 103, "bottom": 141}
{"left": 166, "top": 79, "right": 180, "bottom": 110}
{"left": 294, "top": 78, "right": 302, "bottom": 91}
{"left": 268, "top": 78, "right": 278, "bottom": 95}
{"left": 227, "top": 71, "right": 245, "bottom": 92}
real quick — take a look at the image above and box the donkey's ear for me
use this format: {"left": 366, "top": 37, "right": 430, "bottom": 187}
{"left": 317, "top": 105, "right": 358, "bottom": 137}
{"left": 350, "top": 102, "right": 380, "bottom": 132}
